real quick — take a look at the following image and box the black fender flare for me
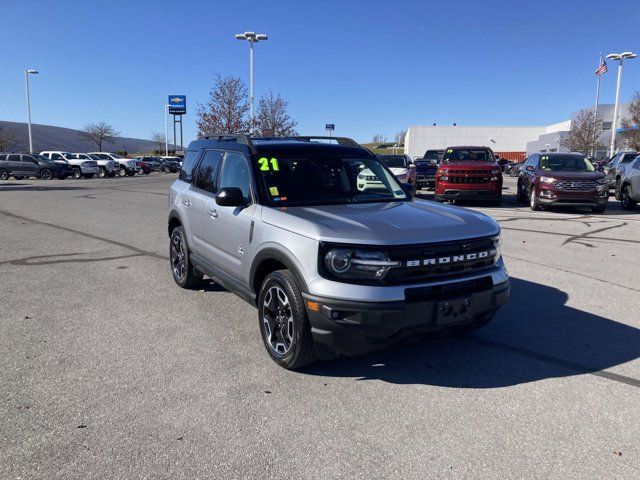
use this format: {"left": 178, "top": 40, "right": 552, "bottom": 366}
{"left": 250, "top": 247, "right": 309, "bottom": 297}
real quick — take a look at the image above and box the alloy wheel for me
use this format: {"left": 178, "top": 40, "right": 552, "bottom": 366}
{"left": 40, "top": 169, "right": 52, "bottom": 180}
{"left": 262, "top": 286, "right": 294, "bottom": 355}
{"left": 170, "top": 232, "right": 186, "bottom": 280}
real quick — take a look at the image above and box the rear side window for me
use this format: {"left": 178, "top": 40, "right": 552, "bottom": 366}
{"left": 7, "top": 154, "right": 21, "bottom": 162}
{"left": 193, "top": 150, "right": 223, "bottom": 193}
{"left": 0, "top": 154, "right": 6, "bottom": 161}
{"left": 51, "top": 153, "right": 64, "bottom": 160}
{"left": 179, "top": 149, "right": 200, "bottom": 182}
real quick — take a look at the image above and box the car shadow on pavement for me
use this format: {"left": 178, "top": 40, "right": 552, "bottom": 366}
{"left": 302, "top": 277, "right": 640, "bottom": 388}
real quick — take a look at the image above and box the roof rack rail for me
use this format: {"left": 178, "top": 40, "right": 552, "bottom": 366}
{"left": 202, "top": 133, "right": 257, "bottom": 154}
{"left": 289, "top": 136, "right": 360, "bottom": 147}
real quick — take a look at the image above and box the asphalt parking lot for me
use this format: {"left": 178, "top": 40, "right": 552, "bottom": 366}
{"left": 1, "top": 174, "right": 639, "bottom": 479}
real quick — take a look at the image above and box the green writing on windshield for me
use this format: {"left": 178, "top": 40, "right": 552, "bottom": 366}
{"left": 258, "top": 157, "right": 280, "bottom": 172}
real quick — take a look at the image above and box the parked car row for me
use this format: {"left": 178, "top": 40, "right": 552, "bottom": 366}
{"left": 0, "top": 151, "right": 183, "bottom": 181}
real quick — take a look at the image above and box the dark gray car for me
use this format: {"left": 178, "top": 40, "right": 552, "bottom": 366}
{"left": 604, "top": 151, "right": 638, "bottom": 189}
{"left": 0, "top": 153, "right": 72, "bottom": 180}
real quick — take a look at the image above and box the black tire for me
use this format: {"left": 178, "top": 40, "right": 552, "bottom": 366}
{"left": 40, "top": 168, "right": 53, "bottom": 180}
{"left": 591, "top": 205, "right": 606, "bottom": 214}
{"left": 118, "top": 167, "right": 126, "bottom": 177}
{"left": 434, "top": 194, "right": 445, "bottom": 203}
{"left": 621, "top": 185, "right": 637, "bottom": 210}
{"left": 490, "top": 193, "right": 502, "bottom": 207}
{"left": 107, "top": 171, "right": 116, "bottom": 177}
{"left": 71, "top": 168, "right": 82, "bottom": 180}
{"left": 57, "top": 174, "right": 68, "bottom": 180}
{"left": 14, "top": 176, "right": 24, "bottom": 180}
{"left": 98, "top": 167, "right": 106, "bottom": 178}
{"left": 127, "top": 171, "right": 136, "bottom": 176}
{"left": 258, "top": 270, "right": 317, "bottom": 369}
{"left": 82, "top": 173, "right": 95, "bottom": 179}
{"left": 529, "top": 186, "right": 541, "bottom": 211}
{"left": 0, "top": 168, "right": 8, "bottom": 180}
{"left": 516, "top": 181, "right": 527, "bottom": 202}
{"left": 169, "top": 226, "right": 203, "bottom": 288}
{"left": 163, "top": 166, "right": 170, "bottom": 173}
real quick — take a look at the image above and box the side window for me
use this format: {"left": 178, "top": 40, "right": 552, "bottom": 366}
{"left": 51, "top": 153, "right": 63, "bottom": 160}
{"left": 218, "top": 152, "right": 252, "bottom": 202}
{"left": 193, "top": 150, "right": 223, "bottom": 193}
{"left": 7, "top": 154, "right": 21, "bottom": 162}
{"left": 0, "top": 154, "right": 6, "bottom": 161}
{"left": 22, "top": 155, "right": 37, "bottom": 163}
{"left": 179, "top": 149, "right": 200, "bottom": 182}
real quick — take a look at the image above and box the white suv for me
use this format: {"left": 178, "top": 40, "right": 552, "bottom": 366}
{"left": 71, "top": 153, "right": 118, "bottom": 178}
{"left": 40, "top": 151, "right": 100, "bottom": 179}
{"left": 89, "top": 152, "right": 139, "bottom": 176}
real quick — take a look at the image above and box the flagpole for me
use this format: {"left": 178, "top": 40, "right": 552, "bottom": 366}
{"left": 592, "top": 53, "right": 602, "bottom": 158}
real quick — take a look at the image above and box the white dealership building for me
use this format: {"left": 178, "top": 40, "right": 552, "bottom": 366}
{"left": 404, "top": 102, "right": 633, "bottom": 161}
{"left": 404, "top": 122, "right": 571, "bottom": 160}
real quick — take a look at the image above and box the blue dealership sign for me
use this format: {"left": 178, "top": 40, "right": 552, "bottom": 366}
{"left": 168, "top": 95, "right": 186, "bottom": 114}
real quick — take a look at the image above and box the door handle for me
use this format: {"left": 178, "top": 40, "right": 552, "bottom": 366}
{"left": 208, "top": 208, "right": 218, "bottom": 219}
{"left": 182, "top": 198, "right": 192, "bottom": 207}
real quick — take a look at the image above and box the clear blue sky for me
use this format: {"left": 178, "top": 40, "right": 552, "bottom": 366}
{"left": 2, "top": 0, "right": 639, "bottom": 144}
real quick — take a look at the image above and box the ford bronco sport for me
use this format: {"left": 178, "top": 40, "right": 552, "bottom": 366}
{"left": 168, "top": 135, "right": 510, "bottom": 369}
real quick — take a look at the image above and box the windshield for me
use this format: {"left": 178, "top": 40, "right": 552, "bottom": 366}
{"left": 256, "top": 155, "right": 408, "bottom": 206}
{"left": 87, "top": 154, "right": 102, "bottom": 160}
{"left": 423, "top": 150, "right": 444, "bottom": 162}
{"left": 443, "top": 149, "right": 493, "bottom": 163}
{"left": 377, "top": 155, "right": 408, "bottom": 169}
{"left": 540, "top": 155, "right": 595, "bottom": 172}
{"left": 109, "top": 153, "right": 124, "bottom": 159}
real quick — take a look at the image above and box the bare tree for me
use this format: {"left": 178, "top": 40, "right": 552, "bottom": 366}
{"left": 79, "top": 122, "right": 119, "bottom": 152}
{"left": 560, "top": 110, "right": 603, "bottom": 155}
{"left": 620, "top": 92, "right": 640, "bottom": 151}
{"left": 0, "top": 127, "right": 20, "bottom": 152}
{"left": 151, "top": 132, "right": 166, "bottom": 152}
{"left": 372, "top": 134, "right": 387, "bottom": 143}
{"left": 196, "top": 74, "right": 249, "bottom": 136}
{"left": 255, "top": 91, "right": 298, "bottom": 137}
{"left": 395, "top": 130, "right": 407, "bottom": 146}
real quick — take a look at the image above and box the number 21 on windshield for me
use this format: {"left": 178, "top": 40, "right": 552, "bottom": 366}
{"left": 258, "top": 157, "right": 279, "bottom": 172}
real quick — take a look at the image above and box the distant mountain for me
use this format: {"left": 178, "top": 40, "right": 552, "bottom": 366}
{"left": 0, "top": 121, "right": 176, "bottom": 154}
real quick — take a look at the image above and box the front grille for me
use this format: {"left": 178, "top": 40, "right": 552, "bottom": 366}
{"left": 83, "top": 161, "right": 98, "bottom": 167}
{"left": 447, "top": 176, "right": 490, "bottom": 184}
{"left": 384, "top": 236, "right": 498, "bottom": 285}
{"left": 450, "top": 169, "right": 493, "bottom": 175}
{"left": 554, "top": 180, "right": 597, "bottom": 191}
{"left": 360, "top": 175, "right": 377, "bottom": 181}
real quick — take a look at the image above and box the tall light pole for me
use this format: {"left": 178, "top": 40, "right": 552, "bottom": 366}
{"left": 164, "top": 104, "right": 169, "bottom": 156}
{"left": 25, "top": 69, "right": 39, "bottom": 153}
{"left": 606, "top": 51, "right": 636, "bottom": 157}
{"left": 235, "top": 31, "right": 268, "bottom": 133}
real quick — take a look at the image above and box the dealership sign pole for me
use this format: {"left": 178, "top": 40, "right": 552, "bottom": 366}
{"left": 168, "top": 95, "right": 186, "bottom": 152}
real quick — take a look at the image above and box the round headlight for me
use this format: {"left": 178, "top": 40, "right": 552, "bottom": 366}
{"left": 325, "top": 249, "right": 351, "bottom": 274}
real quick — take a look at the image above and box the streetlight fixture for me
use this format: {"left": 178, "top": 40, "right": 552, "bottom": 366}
{"left": 25, "top": 69, "right": 39, "bottom": 153}
{"left": 235, "top": 31, "right": 268, "bottom": 133}
{"left": 606, "top": 51, "right": 636, "bottom": 156}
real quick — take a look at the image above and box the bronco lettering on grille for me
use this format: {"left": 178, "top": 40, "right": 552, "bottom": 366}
{"left": 406, "top": 251, "right": 490, "bottom": 267}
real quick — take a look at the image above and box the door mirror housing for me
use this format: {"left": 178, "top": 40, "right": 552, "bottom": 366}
{"left": 525, "top": 165, "right": 535, "bottom": 172}
{"left": 215, "top": 187, "right": 247, "bottom": 207}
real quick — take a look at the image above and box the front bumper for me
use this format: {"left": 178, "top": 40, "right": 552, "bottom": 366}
{"left": 303, "top": 270, "right": 510, "bottom": 356}
{"left": 416, "top": 174, "right": 436, "bottom": 187}
{"left": 80, "top": 166, "right": 100, "bottom": 174}
{"left": 436, "top": 188, "right": 501, "bottom": 201}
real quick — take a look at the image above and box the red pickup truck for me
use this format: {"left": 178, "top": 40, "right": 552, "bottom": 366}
{"left": 434, "top": 146, "right": 503, "bottom": 206}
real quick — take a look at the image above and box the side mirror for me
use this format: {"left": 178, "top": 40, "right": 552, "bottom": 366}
{"left": 215, "top": 187, "right": 246, "bottom": 207}
{"left": 525, "top": 165, "right": 535, "bottom": 172}
{"left": 409, "top": 163, "right": 416, "bottom": 168}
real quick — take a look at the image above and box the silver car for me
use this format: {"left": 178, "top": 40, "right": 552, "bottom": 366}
{"left": 167, "top": 135, "right": 510, "bottom": 369}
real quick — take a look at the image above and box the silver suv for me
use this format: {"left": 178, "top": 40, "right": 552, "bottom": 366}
{"left": 616, "top": 154, "right": 640, "bottom": 210}
{"left": 168, "top": 135, "right": 510, "bottom": 369}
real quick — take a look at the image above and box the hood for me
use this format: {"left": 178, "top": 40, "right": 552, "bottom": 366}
{"left": 389, "top": 167, "right": 408, "bottom": 176}
{"left": 261, "top": 200, "right": 499, "bottom": 245}
{"left": 538, "top": 171, "right": 604, "bottom": 181}
{"left": 442, "top": 161, "right": 497, "bottom": 170}
{"left": 415, "top": 161, "right": 437, "bottom": 173}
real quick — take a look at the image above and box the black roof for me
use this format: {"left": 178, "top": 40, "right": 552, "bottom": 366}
{"left": 187, "top": 135, "right": 372, "bottom": 158}
{"left": 446, "top": 145, "right": 493, "bottom": 150}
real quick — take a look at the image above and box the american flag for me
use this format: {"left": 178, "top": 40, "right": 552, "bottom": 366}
{"left": 595, "top": 56, "right": 608, "bottom": 75}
